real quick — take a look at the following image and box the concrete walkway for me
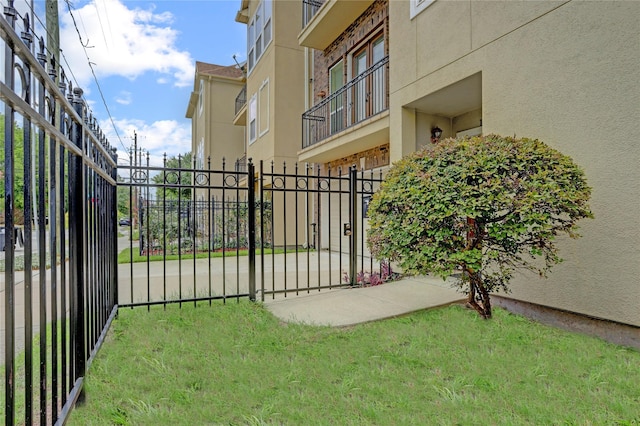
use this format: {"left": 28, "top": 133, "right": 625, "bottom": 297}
{"left": 264, "top": 275, "right": 465, "bottom": 327}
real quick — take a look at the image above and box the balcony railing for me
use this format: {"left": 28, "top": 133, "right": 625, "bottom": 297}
{"left": 302, "top": 55, "right": 389, "bottom": 149}
{"left": 302, "top": 0, "right": 324, "bottom": 28}
{"left": 235, "top": 84, "right": 247, "bottom": 116}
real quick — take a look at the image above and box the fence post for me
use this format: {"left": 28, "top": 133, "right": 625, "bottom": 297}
{"left": 349, "top": 166, "right": 358, "bottom": 286}
{"left": 248, "top": 159, "right": 256, "bottom": 301}
{"left": 111, "top": 147, "right": 119, "bottom": 308}
{"left": 3, "top": 6, "right": 17, "bottom": 422}
{"left": 69, "top": 87, "right": 86, "bottom": 397}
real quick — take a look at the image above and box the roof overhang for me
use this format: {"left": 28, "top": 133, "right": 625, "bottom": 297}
{"left": 298, "top": 0, "right": 373, "bottom": 50}
{"left": 186, "top": 91, "right": 198, "bottom": 118}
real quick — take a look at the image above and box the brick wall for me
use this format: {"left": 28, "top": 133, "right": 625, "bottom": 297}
{"left": 312, "top": 0, "right": 388, "bottom": 102}
{"left": 322, "top": 143, "right": 389, "bottom": 174}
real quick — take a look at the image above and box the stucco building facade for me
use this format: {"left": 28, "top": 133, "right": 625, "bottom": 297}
{"left": 220, "top": 0, "right": 640, "bottom": 330}
{"left": 186, "top": 61, "right": 246, "bottom": 171}
{"left": 235, "top": 0, "right": 306, "bottom": 167}
{"left": 389, "top": 0, "right": 639, "bottom": 327}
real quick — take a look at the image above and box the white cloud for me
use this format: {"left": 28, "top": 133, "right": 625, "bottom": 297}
{"left": 60, "top": 0, "right": 194, "bottom": 88}
{"left": 104, "top": 118, "right": 191, "bottom": 167}
{"left": 115, "top": 91, "right": 132, "bottom": 105}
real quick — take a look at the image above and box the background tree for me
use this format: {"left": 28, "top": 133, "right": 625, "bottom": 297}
{"left": 116, "top": 175, "right": 130, "bottom": 218}
{"left": 0, "top": 116, "right": 27, "bottom": 223}
{"left": 151, "top": 152, "right": 193, "bottom": 201}
{"left": 367, "top": 135, "right": 592, "bottom": 318}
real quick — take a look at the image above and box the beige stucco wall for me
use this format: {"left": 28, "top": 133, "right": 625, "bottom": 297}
{"left": 273, "top": 45, "right": 305, "bottom": 163}
{"left": 189, "top": 74, "right": 245, "bottom": 169}
{"left": 203, "top": 76, "right": 246, "bottom": 167}
{"left": 389, "top": 1, "right": 640, "bottom": 326}
{"left": 243, "top": 0, "right": 306, "bottom": 246}
{"left": 246, "top": 46, "right": 276, "bottom": 164}
{"left": 188, "top": 73, "right": 246, "bottom": 205}
{"left": 245, "top": 0, "right": 305, "bottom": 167}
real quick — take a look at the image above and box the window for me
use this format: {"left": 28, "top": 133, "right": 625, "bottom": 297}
{"left": 350, "top": 34, "right": 386, "bottom": 123}
{"left": 410, "top": 0, "right": 435, "bottom": 19}
{"left": 197, "top": 138, "right": 205, "bottom": 169}
{"left": 259, "top": 79, "right": 269, "bottom": 136}
{"left": 329, "top": 60, "right": 344, "bottom": 133}
{"left": 247, "top": 0, "right": 272, "bottom": 74}
{"left": 249, "top": 93, "right": 257, "bottom": 143}
{"left": 248, "top": 21, "right": 255, "bottom": 70}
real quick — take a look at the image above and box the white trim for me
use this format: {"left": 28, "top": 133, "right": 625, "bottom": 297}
{"left": 247, "top": 0, "right": 273, "bottom": 75}
{"left": 197, "top": 137, "right": 205, "bottom": 169}
{"left": 410, "top": 0, "right": 435, "bottom": 19}
{"left": 258, "top": 78, "right": 270, "bottom": 137}
{"left": 198, "top": 79, "right": 204, "bottom": 116}
{"left": 248, "top": 93, "right": 258, "bottom": 144}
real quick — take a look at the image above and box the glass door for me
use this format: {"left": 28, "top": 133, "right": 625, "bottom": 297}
{"left": 353, "top": 50, "right": 368, "bottom": 123}
{"left": 329, "top": 60, "right": 344, "bottom": 134}
{"left": 371, "top": 37, "right": 385, "bottom": 114}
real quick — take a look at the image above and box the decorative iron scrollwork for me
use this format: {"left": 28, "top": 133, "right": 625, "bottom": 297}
{"left": 194, "top": 172, "right": 209, "bottom": 186}
{"left": 132, "top": 170, "right": 148, "bottom": 183}
{"left": 271, "top": 177, "right": 285, "bottom": 189}
{"left": 224, "top": 174, "right": 238, "bottom": 187}
{"left": 317, "top": 178, "right": 330, "bottom": 191}
{"left": 164, "top": 171, "right": 180, "bottom": 185}
{"left": 296, "top": 177, "right": 308, "bottom": 190}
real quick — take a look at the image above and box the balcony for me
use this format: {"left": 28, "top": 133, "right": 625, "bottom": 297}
{"left": 302, "top": 56, "right": 388, "bottom": 149}
{"left": 302, "top": 0, "right": 323, "bottom": 28}
{"left": 234, "top": 84, "right": 247, "bottom": 126}
{"left": 299, "top": 0, "right": 373, "bottom": 50}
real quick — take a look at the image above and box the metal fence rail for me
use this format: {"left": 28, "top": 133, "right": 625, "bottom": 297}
{"left": 1, "top": 3, "right": 118, "bottom": 424}
{"left": 118, "top": 158, "right": 386, "bottom": 306}
{"left": 258, "top": 162, "right": 384, "bottom": 299}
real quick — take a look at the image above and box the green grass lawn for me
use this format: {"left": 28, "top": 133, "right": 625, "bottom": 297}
{"left": 66, "top": 302, "right": 640, "bottom": 425}
{"left": 117, "top": 247, "right": 290, "bottom": 264}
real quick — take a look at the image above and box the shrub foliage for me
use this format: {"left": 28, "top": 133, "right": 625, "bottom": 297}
{"left": 367, "top": 135, "right": 593, "bottom": 318}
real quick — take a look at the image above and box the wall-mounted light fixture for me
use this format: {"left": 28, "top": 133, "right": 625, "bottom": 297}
{"left": 431, "top": 126, "right": 443, "bottom": 144}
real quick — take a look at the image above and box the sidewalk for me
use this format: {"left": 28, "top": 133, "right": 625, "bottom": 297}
{"left": 264, "top": 275, "right": 465, "bottom": 327}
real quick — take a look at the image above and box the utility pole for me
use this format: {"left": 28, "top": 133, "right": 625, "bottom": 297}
{"left": 133, "top": 131, "right": 137, "bottom": 229}
{"left": 46, "top": 0, "right": 60, "bottom": 241}
{"left": 46, "top": 1, "right": 59, "bottom": 74}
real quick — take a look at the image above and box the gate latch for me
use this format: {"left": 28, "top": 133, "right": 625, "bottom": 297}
{"left": 343, "top": 223, "right": 351, "bottom": 236}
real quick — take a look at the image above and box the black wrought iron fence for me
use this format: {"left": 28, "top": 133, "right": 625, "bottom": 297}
{"left": 135, "top": 198, "right": 271, "bottom": 256}
{"left": 118, "top": 157, "right": 387, "bottom": 306}
{"left": 1, "top": 4, "right": 118, "bottom": 425}
{"left": 117, "top": 156, "right": 258, "bottom": 308}
{"left": 258, "top": 162, "right": 385, "bottom": 299}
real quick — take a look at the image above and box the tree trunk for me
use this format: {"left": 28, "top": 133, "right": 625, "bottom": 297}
{"left": 465, "top": 269, "right": 492, "bottom": 319}
{"left": 464, "top": 217, "right": 492, "bottom": 318}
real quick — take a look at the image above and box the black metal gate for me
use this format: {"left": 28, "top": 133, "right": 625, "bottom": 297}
{"left": 117, "top": 155, "right": 385, "bottom": 307}
{"left": 117, "top": 155, "right": 254, "bottom": 307}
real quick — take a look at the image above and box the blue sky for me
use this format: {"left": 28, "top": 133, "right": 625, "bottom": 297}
{"left": 31, "top": 0, "right": 247, "bottom": 166}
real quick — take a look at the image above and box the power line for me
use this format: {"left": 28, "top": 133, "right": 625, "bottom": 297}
{"left": 92, "top": 0, "right": 110, "bottom": 53}
{"left": 15, "top": 0, "right": 130, "bottom": 163}
{"left": 62, "top": 0, "right": 129, "bottom": 157}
